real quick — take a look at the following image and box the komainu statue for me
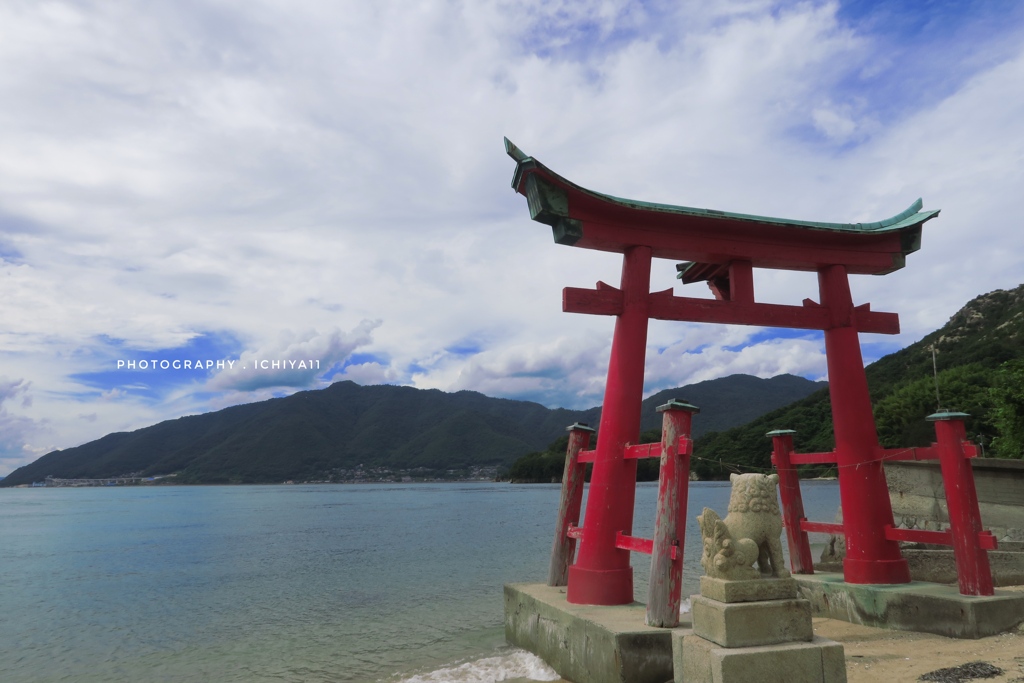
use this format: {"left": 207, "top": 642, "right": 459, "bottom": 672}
{"left": 698, "top": 473, "right": 790, "bottom": 580}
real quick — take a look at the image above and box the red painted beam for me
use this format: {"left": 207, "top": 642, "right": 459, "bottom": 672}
{"left": 563, "top": 283, "right": 623, "bottom": 316}
{"left": 567, "top": 525, "right": 584, "bottom": 539}
{"left": 578, "top": 441, "right": 690, "bottom": 464}
{"left": 788, "top": 446, "right": 950, "bottom": 466}
{"left": 623, "top": 439, "right": 691, "bottom": 460}
{"left": 648, "top": 292, "right": 828, "bottom": 329}
{"left": 801, "top": 521, "right": 844, "bottom": 535}
{"left": 564, "top": 287, "right": 901, "bottom": 335}
{"left": 885, "top": 526, "right": 952, "bottom": 546}
{"left": 646, "top": 292, "right": 900, "bottom": 334}
{"left": 786, "top": 451, "right": 838, "bottom": 465}
{"left": 615, "top": 532, "right": 679, "bottom": 560}
{"left": 883, "top": 526, "right": 998, "bottom": 551}
{"left": 963, "top": 442, "right": 981, "bottom": 458}
{"left": 625, "top": 443, "right": 661, "bottom": 460}
{"left": 575, "top": 220, "right": 903, "bottom": 274}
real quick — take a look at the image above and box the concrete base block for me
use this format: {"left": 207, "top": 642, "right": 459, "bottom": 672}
{"left": 700, "top": 576, "right": 798, "bottom": 603}
{"left": 504, "top": 583, "right": 691, "bottom": 683}
{"left": 794, "top": 572, "right": 1024, "bottom": 639}
{"left": 676, "top": 633, "right": 846, "bottom": 683}
{"left": 691, "top": 595, "right": 813, "bottom": 648}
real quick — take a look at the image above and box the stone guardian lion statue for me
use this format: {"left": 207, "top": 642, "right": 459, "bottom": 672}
{"left": 698, "top": 473, "right": 790, "bottom": 580}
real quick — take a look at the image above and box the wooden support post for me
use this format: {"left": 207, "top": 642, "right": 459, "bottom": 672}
{"left": 647, "top": 400, "right": 699, "bottom": 627}
{"left": 927, "top": 412, "right": 995, "bottom": 596}
{"left": 768, "top": 430, "right": 815, "bottom": 574}
{"left": 549, "top": 423, "right": 596, "bottom": 586}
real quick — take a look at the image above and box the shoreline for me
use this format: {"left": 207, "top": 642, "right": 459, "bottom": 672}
{"left": 538, "top": 585, "right": 1024, "bottom": 683}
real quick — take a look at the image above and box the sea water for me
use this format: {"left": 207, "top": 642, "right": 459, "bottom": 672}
{"left": 0, "top": 480, "right": 840, "bottom": 682}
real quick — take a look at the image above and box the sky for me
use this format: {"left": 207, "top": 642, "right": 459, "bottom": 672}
{"left": 2, "top": 0, "right": 1024, "bottom": 476}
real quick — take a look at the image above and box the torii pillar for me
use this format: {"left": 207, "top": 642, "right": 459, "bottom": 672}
{"left": 820, "top": 265, "right": 910, "bottom": 582}
{"left": 567, "top": 245, "right": 652, "bottom": 604}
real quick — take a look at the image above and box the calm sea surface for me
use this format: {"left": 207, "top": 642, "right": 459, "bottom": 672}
{"left": 0, "top": 481, "right": 840, "bottom": 683}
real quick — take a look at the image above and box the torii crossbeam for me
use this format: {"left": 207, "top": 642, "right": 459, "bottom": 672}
{"left": 506, "top": 138, "right": 940, "bottom": 605}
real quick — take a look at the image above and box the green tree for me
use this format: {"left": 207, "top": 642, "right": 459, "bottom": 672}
{"left": 990, "top": 359, "right": 1024, "bottom": 458}
{"left": 873, "top": 364, "right": 996, "bottom": 449}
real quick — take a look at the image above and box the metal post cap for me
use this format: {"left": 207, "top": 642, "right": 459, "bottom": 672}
{"left": 925, "top": 411, "right": 971, "bottom": 422}
{"left": 656, "top": 399, "right": 700, "bottom": 413}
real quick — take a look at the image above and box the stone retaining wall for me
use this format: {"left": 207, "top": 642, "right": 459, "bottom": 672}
{"left": 886, "top": 457, "right": 1024, "bottom": 542}
{"left": 816, "top": 457, "right": 1024, "bottom": 585}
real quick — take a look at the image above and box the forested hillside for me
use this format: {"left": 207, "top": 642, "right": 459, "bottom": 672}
{"left": 692, "top": 284, "right": 1024, "bottom": 478}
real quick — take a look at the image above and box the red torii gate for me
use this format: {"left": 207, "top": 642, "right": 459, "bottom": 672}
{"left": 505, "top": 138, "right": 940, "bottom": 606}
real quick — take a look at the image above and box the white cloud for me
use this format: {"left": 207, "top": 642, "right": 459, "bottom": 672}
{"left": 646, "top": 337, "right": 828, "bottom": 392}
{"left": 0, "top": 378, "right": 40, "bottom": 473}
{"left": 206, "top": 321, "right": 381, "bottom": 392}
{"left": 1, "top": 1, "right": 1024, "bottom": 473}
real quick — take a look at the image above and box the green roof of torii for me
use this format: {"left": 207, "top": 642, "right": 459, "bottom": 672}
{"left": 505, "top": 138, "right": 938, "bottom": 235}
{"left": 505, "top": 138, "right": 939, "bottom": 275}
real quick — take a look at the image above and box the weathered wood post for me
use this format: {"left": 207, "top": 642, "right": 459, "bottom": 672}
{"left": 548, "top": 423, "right": 595, "bottom": 586}
{"left": 646, "top": 400, "right": 699, "bottom": 627}
{"left": 927, "top": 411, "right": 995, "bottom": 596}
{"left": 769, "top": 429, "right": 815, "bottom": 574}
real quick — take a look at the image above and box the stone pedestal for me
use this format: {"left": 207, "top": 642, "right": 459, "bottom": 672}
{"left": 673, "top": 577, "right": 846, "bottom": 682}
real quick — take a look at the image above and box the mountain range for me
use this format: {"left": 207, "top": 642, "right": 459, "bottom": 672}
{"left": 0, "top": 374, "right": 822, "bottom": 486}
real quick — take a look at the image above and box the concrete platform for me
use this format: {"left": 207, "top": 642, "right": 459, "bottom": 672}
{"left": 794, "top": 572, "right": 1024, "bottom": 639}
{"left": 504, "top": 582, "right": 691, "bottom": 683}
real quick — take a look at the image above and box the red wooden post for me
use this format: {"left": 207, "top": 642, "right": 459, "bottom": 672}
{"left": 927, "top": 412, "right": 995, "bottom": 596}
{"left": 567, "top": 245, "right": 653, "bottom": 605}
{"left": 768, "top": 429, "right": 814, "bottom": 574}
{"left": 818, "top": 264, "right": 910, "bottom": 584}
{"left": 548, "top": 423, "right": 596, "bottom": 586}
{"left": 647, "top": 400, "right": 699, "bottom": 627}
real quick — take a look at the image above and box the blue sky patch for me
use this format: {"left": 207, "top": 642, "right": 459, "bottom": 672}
{"left": 823, "top": 0, "right": 1024, "bottom": 130}
{"left": 517, "top": 3, "right": 672, "bottom": 64}
{"left": 0, "top": 240, "right": 23, "bottom": 263}
{"left": 722, "top": 328, "right": 823, "bottom": 353}
{"left": 343, "top": 352, "right": 387, "bottom": 367}
{"left": 445, "top": 341, "right": 483, "bottom": 357}
{"left": 71, "top": 331, "right": 245, "bottom": 400}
